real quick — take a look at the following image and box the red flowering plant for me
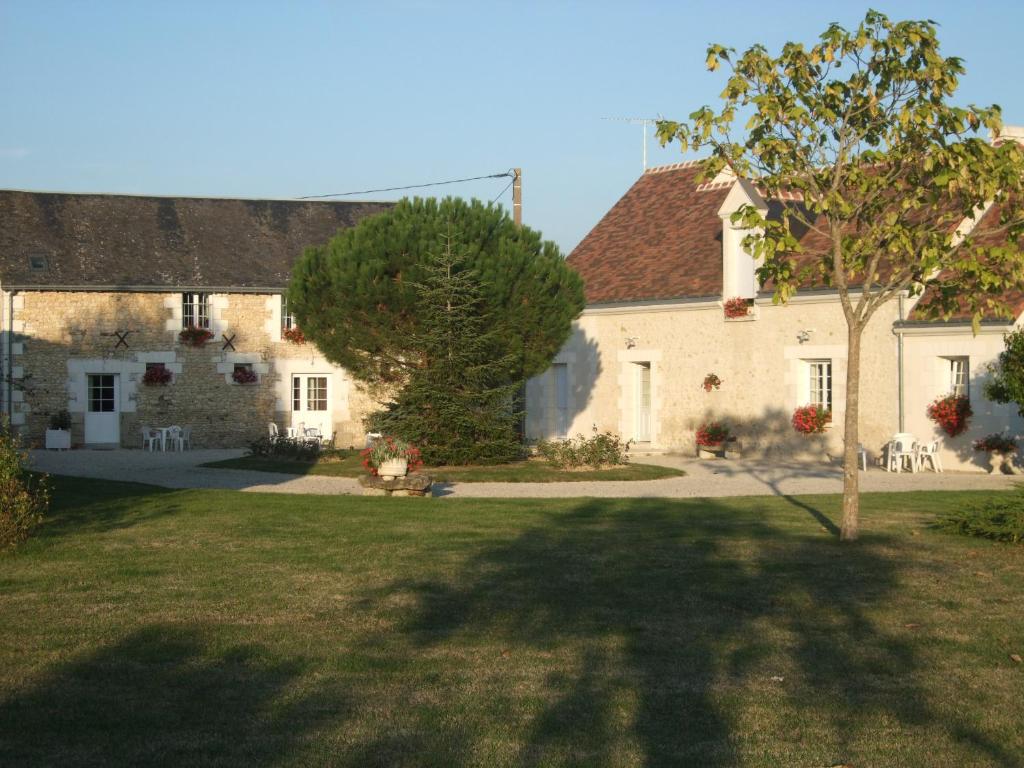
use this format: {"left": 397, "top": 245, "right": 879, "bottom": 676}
{"left": 792, "top": 405, "right": 831, "bottom": 434}
{"left": 972, "top": 433, "right": 1017, "bottom": 453}
{"left": 696, "top": 421, "right": 731, "bottom": 447}
{"left": 178, "top": 326, "right": 214, "bottom": 347}
{"left": 282, "top": 326, "right": 306, "bottom": 345}
{"left": 142, "top": 366, "right": 172, "bottom": 386}
{"left": 702, "top": 373, "right": 723, "bottom": 392}
{"left": 723, "top": 296, "right": 752, "bottom": 319}
{"left": 926, "top": 394, "right": 972, "bottom": 437}
{"left": 232, "top": 367, "right": 259, "bottom": 385}
{"left": 359, "top": 435, "right": 424, "bottom": 476}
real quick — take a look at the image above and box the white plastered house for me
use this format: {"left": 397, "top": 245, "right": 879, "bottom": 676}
{"left": 526, "top": 155, "right": 1024, "bottom": 472}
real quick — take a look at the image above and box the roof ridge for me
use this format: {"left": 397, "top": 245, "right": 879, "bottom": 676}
{"left": 643, "top": 160, "right": 705, "bottom": 174}
{"left": 0, "top": 188, "right": 390, "bottom": 206}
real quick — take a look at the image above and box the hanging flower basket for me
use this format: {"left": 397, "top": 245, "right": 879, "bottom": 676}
{"left": 792, "top": 405, "right": 831, "bottom": 434}
{"left": 723, "top": 297, "right": 752, "bottom": 319}
{"left": 179, "top": 326, "right": 214, "bottom": 347}
{"left": 359, "top": 436, "right": 423, "bottom": 477}
{"left": 283, "top": 326, "right": 306, "bottom": 345}
{"left": 702, "top": 373, "right": 722, "bottom": 392}
{"left": 926, "top": 394, "right": 972, "bottom": 437}
{"left": 142, "top": 366, "right": 173, "bottom": 386}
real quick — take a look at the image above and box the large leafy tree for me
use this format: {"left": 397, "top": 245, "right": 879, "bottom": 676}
{"left": 984, "top": 329, "right": 1024, "bottom": 417}
{"left": 657, "top": 10, "right": 1024, "bottom": 541}
{"left": 288, "top": 197, "right": 585, "bottom": 387}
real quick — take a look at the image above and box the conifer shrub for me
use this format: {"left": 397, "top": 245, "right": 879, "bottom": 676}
{"left": 935, "top": 493, "right": 1024, "bottom": 543}
{"left": 0, "top": 424, "right": 47, "bottom": 552}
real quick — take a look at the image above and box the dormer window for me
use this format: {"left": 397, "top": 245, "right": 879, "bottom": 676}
{"left": 28, "top": 254, "right": 48, "bottom": 272}
{"left": 281, "top": 296, "right": 296, "bottom": 331}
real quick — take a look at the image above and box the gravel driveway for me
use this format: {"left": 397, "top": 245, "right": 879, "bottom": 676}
{"left": 29, "top": 449, "right": 1021, "bottom": 498}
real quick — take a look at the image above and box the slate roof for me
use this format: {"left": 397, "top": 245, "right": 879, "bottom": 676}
{"left": 567, "top": 162, "right": 732, "bottom": 304}
{"left": 0, "top": 190, "right": 392, "bottom": 289}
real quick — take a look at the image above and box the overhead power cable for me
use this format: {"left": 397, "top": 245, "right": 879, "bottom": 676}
{"left": 296, "top": 170, "right": 515, "bottom": 200}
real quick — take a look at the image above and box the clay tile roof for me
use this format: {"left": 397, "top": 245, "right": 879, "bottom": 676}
{"left": 0, "top": 190, "right": 392, "bottom": 289}
{"left": 567, "top": 162, "right": 732, "bottom": 304}
{"left": 909, "top": 202, "right": 1024, "bottom": 322}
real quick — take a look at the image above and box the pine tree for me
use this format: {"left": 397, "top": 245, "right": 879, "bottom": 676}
{"left": 370, "top": 234, "right": 522, "bottom": 465}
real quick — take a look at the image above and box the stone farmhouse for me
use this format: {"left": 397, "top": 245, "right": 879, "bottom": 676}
{"left": 0, "top": 191, "right": 390, "bottom": 448}
{"left": 524, "top": 157, "right": 1024, "bottom": 472}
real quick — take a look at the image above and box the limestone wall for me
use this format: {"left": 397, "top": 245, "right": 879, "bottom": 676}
{"left": 527, "top": 294, "right": 902, "bottom": 464}
{"left": 12, "top": 290, "right": 379, "bottom": 448}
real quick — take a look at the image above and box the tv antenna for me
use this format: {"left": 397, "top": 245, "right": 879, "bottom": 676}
{"left": 602, "top": 116, "right": 662, "bottom": 171}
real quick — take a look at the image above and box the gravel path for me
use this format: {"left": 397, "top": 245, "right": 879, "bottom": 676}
{"left": 29, "top": 449, "right": 1021, "bottom": 498}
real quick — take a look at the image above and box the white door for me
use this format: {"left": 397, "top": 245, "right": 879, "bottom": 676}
{"left": 85, "top": 373, "right": 120, "bottom": 445}
{"left": 635, "top": 363, "right": 651, "bottom": 442}
{"left": 291, "top": 374, "right": 332, "bottom": 437}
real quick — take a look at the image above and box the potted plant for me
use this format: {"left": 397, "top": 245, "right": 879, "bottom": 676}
{"left": 232, "top": 367, "right": 259, "bottom": 385}
{"left": 723, "top": 296, "right": 752, "bottom": 319}
{"left": 695, "top": 421, "right": 730, "bottom": 458}
{"left": 702, "top": 373, "right": 722, "bottom": 392}
{"left": 179, "top": 325, "right": 214, "bottom": 348}
{"left": 360, "top": 436, "right": 423, "bottom": 479}
{"left": 45, "top": 410, "right": 72, "bottom": 450}
{"left": 926, "top": 394, "right": 972, "bottom": 437}
{"left": 792, "top": 405, "right": 831, "bottom": 435}
{"left": 142, "top": 366, "right": 173, "bottom": 386}
{"left": 283, "top": 326, "right": 306, "bottom": 345}
{"left": 972, "top": 433, "right": 1018, "bottom": 475}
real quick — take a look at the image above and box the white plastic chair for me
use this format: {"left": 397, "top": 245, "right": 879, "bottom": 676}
{"left": 917, "top": 440, "right": 943, "bottom": 473}
{"left": 178, "top": 426, "right": 192, "bottom": 451}
{"left": 165, "top": 426, "right": 181, "bottom": 452}
{"left": 141, "top": 426, "right": 159, "bottom": 452}
{"left": 268, "top": 422, "right": 280, "bottom": 441}
{"left": 857, "top": 443, "right": 868, "bottom": 471}
{"left": 304, "top": 426, "right": 323, "bottom": 447}
{"left": 887, "top": 436, "right": 918, "bottom": 473}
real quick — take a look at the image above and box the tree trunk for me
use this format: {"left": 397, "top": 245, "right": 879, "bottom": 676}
{"left": 840, "top": 321, "right": 862, "bottom": 542}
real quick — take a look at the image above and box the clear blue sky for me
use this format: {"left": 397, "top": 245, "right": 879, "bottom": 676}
{"left": 2, "top": 1, "right": 1022, "bottom": 254}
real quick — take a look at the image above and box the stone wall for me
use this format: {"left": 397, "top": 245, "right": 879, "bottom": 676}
{"left": 11, "top": 290, "right": 379, "bottom": 448}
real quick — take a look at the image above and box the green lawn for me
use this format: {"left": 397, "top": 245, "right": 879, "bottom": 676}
{"left": 1, "top": 479, "right": 1022, "bottom": 767}
{"left": 201, "top": 453, "right": 686, "bottom": 482}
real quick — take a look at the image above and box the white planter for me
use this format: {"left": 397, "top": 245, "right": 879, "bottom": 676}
{"left": 377, "top": 457, "right": 409, "bottom": 480}
{"left": 45, "top": 429, "right": 71, "bottom": 451}
{"left": 698, "top": 447, "right": 720, "bottom": 459}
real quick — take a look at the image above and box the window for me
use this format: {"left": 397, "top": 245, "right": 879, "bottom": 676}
{"left": 28, "top": 254, "right": 48, "bottom": 271}
{"left": 88, "top": 374, "right": 116, "bottom": 412}
{"left": 182, "top": 292, "right": 210, "bottom": 329}
{"left": 307, "top": 377, "right": 328, "bottom": 411}
{"left": 553, "top": 363, "right": 569, "bottom": 437}
{"left": 292, "top": 376, "right": 302, "bottom": 411}
{"left": 807, "top": 360, "right": 832, "bottom": 411}
{"left": 946, "top": 356, "right": 969, "bottom": 398}
{"left": 281, "top": 296, "right": 296, "bottom": 331}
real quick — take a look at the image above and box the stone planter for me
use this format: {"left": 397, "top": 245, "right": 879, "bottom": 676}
{"left": 698, "top": 445, "right": 722, "bottom": 459}
{"left": 45, "top": 429, "right": 71, "bottom": 451}
{"left": 377, "top": 457, "right": 409, "bottom": 480}
{"left": 987, "top": 451, "right": 1019, "bottom": 475}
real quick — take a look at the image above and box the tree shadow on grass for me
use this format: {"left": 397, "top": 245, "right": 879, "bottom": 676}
{"left": 0, "top": 624, "right": 349, "bottom": 767}
{"left": 386, "top": 498, "right": 1014, "bottom": 767}
{"left": 38, "top": 475, "right": 184, "bottom": 541}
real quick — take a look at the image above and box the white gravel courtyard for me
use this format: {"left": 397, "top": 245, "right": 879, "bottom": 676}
{"left": 28, "top": 448, "right": 1021, "bottom": 498}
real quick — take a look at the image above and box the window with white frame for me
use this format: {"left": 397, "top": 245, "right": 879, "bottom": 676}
{"left": 281, "top": 295, "right": 296, "bottom": 331}
{"left": 946, "top": 356, "right": 969, "bottom": 398}
{"left": 182, "top": 292, "right": 210, "bottom": 329}
{"left": 807, "top": 359, "right": 832, "bottom": 411}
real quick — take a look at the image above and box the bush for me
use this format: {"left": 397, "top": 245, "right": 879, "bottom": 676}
{"left": 247, "top": 435, "right": 321, "bottom": 461}
{"left": 935, "top": 494, "right": 1024, "bottom": 543}
{"left": 0, "top": 425, "right": 48, "bottom": 551}
{"left": 535, "top": 432, "right": 631, "bottom": 469}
